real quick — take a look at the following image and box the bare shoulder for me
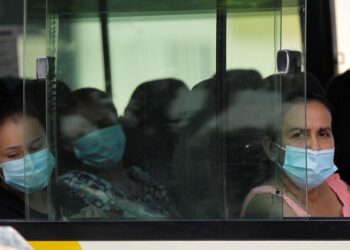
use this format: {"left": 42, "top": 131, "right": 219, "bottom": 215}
{"left": 244, "top": 193, "right": 283, "bottom": 218}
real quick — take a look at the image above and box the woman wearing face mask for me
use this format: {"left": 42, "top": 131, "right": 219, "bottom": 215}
{"left": 0, "top": 98, "right": 54, "bottom": 219}
{"left": 57, "top": 88, "right": 179, "bottom": 219}
{"left": 240, "top": 73, "right": 350, "bottom": 218}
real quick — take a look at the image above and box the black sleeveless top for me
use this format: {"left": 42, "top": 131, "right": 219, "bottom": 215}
{"left": 0, "top": 187, "right": 46, "bottom": 219}
{"left": 0, "top": 187, "right": 25, "bottom": 219}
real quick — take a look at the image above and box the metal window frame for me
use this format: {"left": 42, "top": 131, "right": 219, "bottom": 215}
{"left": 2, "top": 220, "right": 350, "bottom": 240}
{"left": 14, "top": 0, "right": 350, "bottom": 242}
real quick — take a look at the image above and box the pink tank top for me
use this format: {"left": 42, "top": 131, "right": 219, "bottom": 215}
{"left": 240, "top": 174, "right": 350, "bottom": 217}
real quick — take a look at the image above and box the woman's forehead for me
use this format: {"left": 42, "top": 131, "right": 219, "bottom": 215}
{"left": 0, "top": 116, "right": 44, "bottom": 150}
{"left": 0, "top": 119, "right": 23, "bottom": 149}
{"left": 282, "top": 101, "right": 331, "bottom": 131}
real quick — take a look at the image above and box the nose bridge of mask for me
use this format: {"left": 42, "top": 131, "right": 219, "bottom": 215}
{"left": 73, "top": 124, "right": 126, "bottom": 168}
{"left": 274, "top": 144, "right": 320, "bottom": 171}
{"left": 286, "top": 145, "right": 335, "bottom": 169}
{"left": 74, "top": 125, "right": 119, "bottom": 150}
{"left": 20, "top": 150, "right": 51, "bottom": 176}
{"left": 80, "top": 124, "right": 124, "bottom": 143}
{"left": 284, "top": 145, "right": 308, "bottom": 169}
{"left": 26, "top": 148, "right": 47, "bottom": 165}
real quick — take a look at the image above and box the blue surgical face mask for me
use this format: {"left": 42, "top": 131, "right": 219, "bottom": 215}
{"left": 73, "top": 124, "right": 126, "bottom": 169}
{"left": 0, "top": 148, "right": 55, "bottom": 193}
{"left": 276, "top": 144, "right": 337, "bottom": 190}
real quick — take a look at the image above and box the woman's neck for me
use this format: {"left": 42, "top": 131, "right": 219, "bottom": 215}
{"left": 28, "top": 189, "right": 48, "bottom": 214}
{"left": 282, "top": 175, "right": 326, "bottom": 206}
{"left": 0, "top": 180, "right": 48, "bottom": 214}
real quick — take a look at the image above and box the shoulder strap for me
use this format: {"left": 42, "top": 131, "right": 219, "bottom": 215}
{"left": 240, "top": 185, "right": 276, "bottom": 217}
{"left": 280, "top": 194, "right": 308, "bottom": 217}
{"left": 327, "top": 173, "right": 350, "bottom": 216}
{"left": 240, "top": 185, "right": 308, "bottom": 217}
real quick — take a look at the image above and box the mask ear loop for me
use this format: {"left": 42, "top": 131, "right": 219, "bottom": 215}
{"left": 0, "top": 166, "right": 6, "bottom": 184}
{"left": 271, "top": 142, "right": 286, "bottom": 168}
{"left": 270, "top": 142, "right": 287, "bottom": 207}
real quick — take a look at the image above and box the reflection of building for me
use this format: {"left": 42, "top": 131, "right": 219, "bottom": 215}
{"left": 0, "top": 27, "right": 18, "bottom": 77}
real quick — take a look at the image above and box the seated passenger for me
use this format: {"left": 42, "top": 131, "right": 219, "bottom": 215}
{"left": 172, "top": 69, "right": 269, "bottom": 219}
{"left": 57, "top": 88, "right": 179, "bottom": 220}
{"left": 241, "top": 73, "right": 350, "bottom": 217}
{"left": 121, "top": 78, "right": 189, "bottom": 189}
{"left": 0, "top": 98, "right": 54, "bottom": 219}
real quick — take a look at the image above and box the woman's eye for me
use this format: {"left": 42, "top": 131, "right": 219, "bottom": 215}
{"left": 7, "top": 153, "right": 20, "bottom": 159}
{"left": 292, "top": 132, "right": 305, "bottom": 138}
{"left": 31, "top": 145, "right": 43, "bottom": 152}
{"left": 320, "top": 131, "right": 330, "bottom": 137}
{"left": 30, "top": 141, "right": 44, "bottom": 152}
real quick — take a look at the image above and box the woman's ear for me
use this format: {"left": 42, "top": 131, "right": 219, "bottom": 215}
{"left": 262, "top": 136, "right": 278, "bottom": 162}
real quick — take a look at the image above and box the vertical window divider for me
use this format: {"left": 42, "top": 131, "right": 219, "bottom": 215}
{"left": 99, "top": 0, "right": 113, "bottom": 96}
{"left": 216, "top": 0, "right": 228, "bottom": 220}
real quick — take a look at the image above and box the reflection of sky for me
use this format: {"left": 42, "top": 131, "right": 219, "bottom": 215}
{"left": 194, "top": 90, "right": 280, "bottom": 139}
{"left": 178, "top": 89, "right": 209, "bottom": 128}
{"left": 60, "top": 94, "right": 118, "bottom": 142}
{"left": 60, "top": 114, "right": 98, "bottom": 142}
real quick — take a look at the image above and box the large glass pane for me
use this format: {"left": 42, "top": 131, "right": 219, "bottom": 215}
{"left": 224, "top": 4, "right": 285, "bottom": 219}
{"left": 280, "top": 0, "right": 307, "bottom": 217}
{"left": 175, "top": 3, "right": 285, "bottom": 219}
{"left": 0, "top": 0, "right": 28, "bottom": 221}
{"left": 21, "top": 0, "right": 308, "bottom": 221}
{"left": 23, "top": 0, "right": 53, "bottom": 220}
{"left": 232, "top": 0, "right": 308, "bottom": 219}
{"left": 46, "top": 0, "right": 217, "bottom": 221}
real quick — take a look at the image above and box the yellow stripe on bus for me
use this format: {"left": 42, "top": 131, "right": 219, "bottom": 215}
{"left": 29, "top": 241, "right": 82, "bottom": 250}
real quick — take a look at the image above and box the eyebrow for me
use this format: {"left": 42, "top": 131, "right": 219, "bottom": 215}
{"left": 288, "top": 127, "right": 332, "bottom": 133}
{"left": 288, "top": 128, "right": 304, "bottom": 133}
{"left": 2, "top": 146, "right": 21, "bottom": 151}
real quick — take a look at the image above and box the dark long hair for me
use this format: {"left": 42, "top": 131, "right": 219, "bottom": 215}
{"left": 0, "top": 97, "right": 42, "bottom": 128}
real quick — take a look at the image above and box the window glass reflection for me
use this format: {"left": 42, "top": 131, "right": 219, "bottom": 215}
{"left": 19, "top": 0, "right": 344, "bottom": 222}
{"left": 242, "top": 73, "right": 349, "bottom": 218}
{"left": 0, "top": 91, "right": 51, "bottom": 219}
{"left": 56, "top": 88, "right": 180, "bottom": 220}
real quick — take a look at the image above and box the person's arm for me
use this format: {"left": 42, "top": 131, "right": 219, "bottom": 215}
{"left": 243, "top": 193, "right": 283, "bottom": 219}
